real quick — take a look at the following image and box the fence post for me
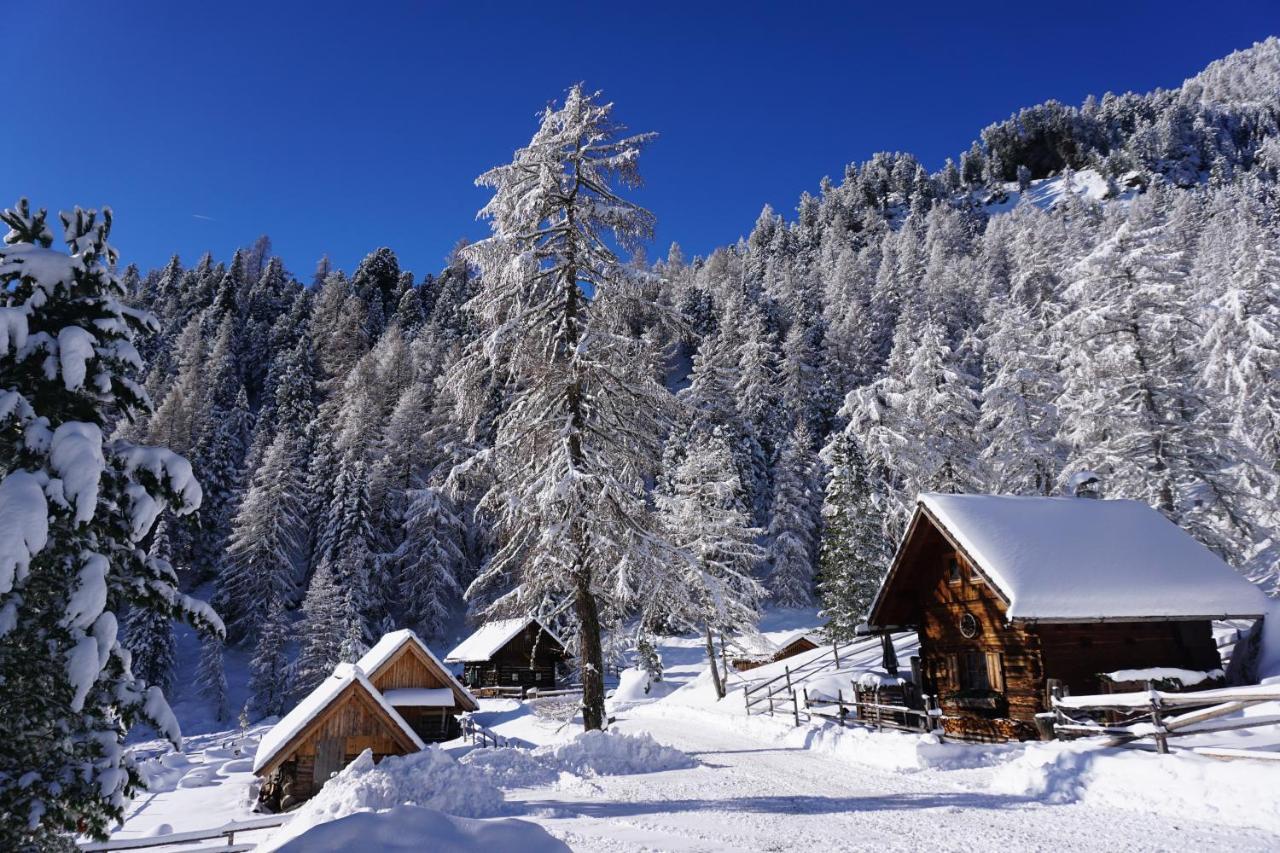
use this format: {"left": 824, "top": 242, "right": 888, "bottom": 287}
{"left": 792, "top": 691, "right": 800, "bottom": 727}
{"left": 743, "top": 685, "right": 750, "bottom": 714}
{"left": 833, "top": 642, "right": 841, "bottom": 669}
{"left": 1148, "top": 681, "right": 1169, "bottom": 755}
{"left": 837, "top": 689, "right": 845, "bottom": 727}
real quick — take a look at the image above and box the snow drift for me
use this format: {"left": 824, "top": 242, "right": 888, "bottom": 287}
{"left": 991, "top": 741, "right": 1280, "bottom": 834}
{"left": 262, "top": 748, "right": 506, "bottom": 850}
{"left": 462, "top": 729, "right": 696, "bottom": 787}
{"left": 272, "top": 804, "right": 569, "bottom": 853}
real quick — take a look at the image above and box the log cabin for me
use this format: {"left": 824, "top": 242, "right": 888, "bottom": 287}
{"left": 253, "top": 630, "right": 477, "bottom": 809}
{"left": 355, "top": 629, "right": 479, "bottom": 742}
{"left": 867, "top": 494, "right": 1269, "bottom": 741}
{"left": 774, "top": 631, "right": 822, "bottom": 662}
{"left": 445, "top": 617, "right": 568, "bottom": 695}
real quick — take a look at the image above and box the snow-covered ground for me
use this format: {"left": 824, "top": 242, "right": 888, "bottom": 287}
{"left": 106, "top": 609, "right": 1280, "bottom": 851}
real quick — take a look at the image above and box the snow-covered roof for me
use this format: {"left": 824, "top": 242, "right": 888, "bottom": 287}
{"left": 252, "top": 663, "right": 424, "bottom": 775}
{"left": 777, "top": 631, "right": 824, "bottom": 649}
{"left": 444, "top": 617, "right": 565, "bottom": 663}
{"left": 906, "top": 494, "right": 1269, "bottom": 622}
{"left": 725, "top": 632, "right": 777, "bottom": 659}
{"left": 356, "top": 629, "right": 478, "bottom": 709}
{"left": 382, "top": 688, "right": 456, "bottom": 707}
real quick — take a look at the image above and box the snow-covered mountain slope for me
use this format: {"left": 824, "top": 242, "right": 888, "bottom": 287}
{"left": 1181, "top": 36, "right": 1280, "bottom": 108}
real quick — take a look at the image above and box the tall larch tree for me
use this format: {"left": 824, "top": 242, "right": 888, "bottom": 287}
{"left": 451, "top": 85, "right": 674, "bottom": 730}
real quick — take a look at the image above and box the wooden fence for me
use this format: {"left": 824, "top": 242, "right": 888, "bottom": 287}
{"left": 78, "top": 815, "right": 288, "bottom": 852}
{"left": 1049, "top": 681, "right": 1280, "bottom": 754}
{"left": 459, "top": 714, "right": 526, "bottom": 749}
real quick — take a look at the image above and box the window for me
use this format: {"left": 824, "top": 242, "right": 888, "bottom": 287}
{"left": 947, "top": 557, "right": 962, "bottom": 584}
{"left": 958, "top": 651, "right": 990, "bottom": 691}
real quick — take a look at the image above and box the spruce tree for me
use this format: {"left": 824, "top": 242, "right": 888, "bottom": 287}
{"left": 0, "top": 200, "right": 221, "bottom": 844}
{"left": 767, "top": 422, "right": 822, "bottom": 607}
{"left": 816, "top": 432, "right": 892, "bottom": 640}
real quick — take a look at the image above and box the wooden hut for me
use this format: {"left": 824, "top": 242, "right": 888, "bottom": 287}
{"left": 867, "top": 494, "right": 1268, "bottom": 741}
{"left": 252, "top": 664, "right": 424, "bottom": 807}
{"left": 773, "top": 631, "right": 822, "bottom": 662}
{"left": 445, "top": 617, "right": 568, "bottom": 695}
{"left": 356, "top": 629, "right": 479, "bottom": 742}
{"left": 253, "top": 630, "right": 478, "bottom": 809}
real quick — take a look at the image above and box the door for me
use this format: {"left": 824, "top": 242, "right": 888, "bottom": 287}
{"left": 313, "top": 738, "right": 344, "bottom": 789}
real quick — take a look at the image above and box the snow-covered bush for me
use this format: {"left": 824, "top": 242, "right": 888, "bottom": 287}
{"left": 0, "top": 199, "right": 221, "bottom": 845}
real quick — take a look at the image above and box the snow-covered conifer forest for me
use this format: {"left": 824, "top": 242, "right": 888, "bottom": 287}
{"left": 6, "top": 34, "right": 1280, "bottom": 851}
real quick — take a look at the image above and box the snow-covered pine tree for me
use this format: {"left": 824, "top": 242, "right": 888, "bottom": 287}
{"left": 977, "top": 295, "right": 1064, "bottom": 494}
{"left": 816, "top": 432, "right": 892, "bottom": 640}
{"left": 451, "top": 85, "right": 674, "bottom": 730}
{"left": 394, "top": 486, "right": 465, "bottom": 641}
{"left": 123, "top": 521, "right": 179, "bottom": 695}
{"left": 196, "top": 631, "right": 229, "bottom": 724}
{"left": 767, "top": 421, "right": 822, "bottom": 607}
{"left": 1056, "top": 190, "right": 1263, "bottom": 561}
{"left": 653, "top": 427, "right": 764, "bottom": 699}
{"left": 215, "top": 430, "right": 307, "bottom": 643}
{"left": 0, "top": 200, "right": 220, "bottom": 844}
{"left": 248, "top": 591, "right": 290, "bottom": 719}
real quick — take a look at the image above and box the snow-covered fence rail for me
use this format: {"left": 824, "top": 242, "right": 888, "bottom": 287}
{"left": 805, "top": 686, "right": 939, "bottom": 734}
{"left": 526, "top": 687, "right": 582, "bottom": 700}
{"left": 742, "top": 642, "right": 851, "bottom": 718}
{"left": 1050, "top": 682, "right": 1280, "bottom": 753}
{"left": 78, "top": 815, "right": 288, "bottom": 852}
{"left": 459, "top": 714, "right": 525, "bottom": 749}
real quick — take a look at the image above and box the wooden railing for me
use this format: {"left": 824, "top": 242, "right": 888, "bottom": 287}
{"left": 78, "top": 815, "right": 288, "bottom": 852}
{"left": 742, "top": 641, "right": 853, "bottom": 721}
{"left": 804, "top": 685, "right": 939, "bottom": 734}
{"left": 459, "top": 714, "right": 525, "bottom": 749}
{"left": 1048, "top": 681, "right": 1280, "bottom": 754}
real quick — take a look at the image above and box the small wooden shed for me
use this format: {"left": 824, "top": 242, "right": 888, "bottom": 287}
{"left": 356, "top": 629, "right": 479, "bottom": 742}
{"left": 251, "top": 663, "right": 424, "bottom": 806}
{"left": 445, "top": 617, "right": 568, "bottom": 694}
{"left": 867, "top": 494, "right": 1268, "bottom": 741}
{"left": 774, "top": 631, "right": 822, "bottom": 662}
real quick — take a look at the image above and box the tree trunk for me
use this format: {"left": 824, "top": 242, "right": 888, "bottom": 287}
{"left": 574, "top": 565, "right": 607, "bottom": 730}
{"left": 705, "top": 624, "right": 725, "bottom": 699}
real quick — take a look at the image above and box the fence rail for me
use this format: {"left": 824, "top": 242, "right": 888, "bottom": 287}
{"left": 1049, "top": 681, "right": 1280, "bottom": 753}
{"left": 459, "top": 714, "right": 526, "bottom": 749}
{"left": 79, "top": 815, "right": 288, "bottom": 852}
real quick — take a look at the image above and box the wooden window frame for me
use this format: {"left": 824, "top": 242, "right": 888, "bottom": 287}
{"left": 946, "top": 556, "right": 963, "bottom": 585}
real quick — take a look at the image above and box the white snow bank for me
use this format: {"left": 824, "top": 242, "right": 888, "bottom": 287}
{"left": 271, "top": 804, "right": 569, "bottom": 853}
{"left": 462, "top": 729, "right": 695, "bottom": 787}
{"left": 991, "top": 740, "right": 1280, "bottom": 834}
{"left": 1257, "top": 598, "right": 1280, "bottom": 681}
{"left": 608, "top": 667, "right": 678, "bottom": 707}
{"left": 263, "top": 748, "right": 507, "bottom": 850}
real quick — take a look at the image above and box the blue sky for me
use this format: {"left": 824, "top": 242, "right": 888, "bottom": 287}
{"left": 5, "top": 2, "right": 1277, "bottom": 279}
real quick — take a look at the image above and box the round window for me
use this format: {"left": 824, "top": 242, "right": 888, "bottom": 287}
{"left": 959, "top": 612, "right": 980, "bottom": 639}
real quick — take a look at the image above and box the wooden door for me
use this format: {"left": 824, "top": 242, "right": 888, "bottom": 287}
{"left": 314, "top": 738, "right": 344, "bottom": 788}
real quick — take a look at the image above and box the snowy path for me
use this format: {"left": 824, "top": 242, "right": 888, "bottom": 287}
{"left": 510, "top": 706, "right": 1279, "bottom": 852}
